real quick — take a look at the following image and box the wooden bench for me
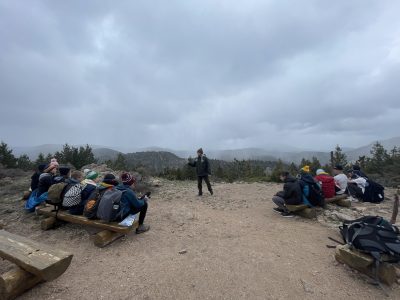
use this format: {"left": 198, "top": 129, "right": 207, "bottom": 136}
{"left": 335, "top": 245, "right": 397, "bottom": 286}
{"left": 0, "top": 230, "right": 73, "bottom": 300}
{"left": 36, "top": 206, "right": 139, "bottom": 247}
{"left": 286, "top": 204, "right": 316, "bottom": 219}
{"left": 325, "top": 194, "right": 351, "bottom": 207}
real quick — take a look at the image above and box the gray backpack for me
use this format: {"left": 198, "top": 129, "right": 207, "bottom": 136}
{"left": 96, "top": 188, "right": 125, "bottom": 222}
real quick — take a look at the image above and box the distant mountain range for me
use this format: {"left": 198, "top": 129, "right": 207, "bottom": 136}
{"left": 10, "top": 136, "right": 400, "bottom": 165}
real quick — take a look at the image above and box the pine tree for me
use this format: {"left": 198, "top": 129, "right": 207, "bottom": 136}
{"left": 0, "top": 141, "right": 17, "bottom": 168}
{"left": 35, "top": 153, "right": 46, "bottom": 165}
{"left": 16, "top": 154, "right": 33, "bottom": 170}
{"left": 330, "top": 145, "right": 347, "bottom": 167}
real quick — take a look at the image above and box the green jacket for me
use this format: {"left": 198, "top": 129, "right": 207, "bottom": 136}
{"left": 188, "top": 155, "right": 211, "bottom": 177}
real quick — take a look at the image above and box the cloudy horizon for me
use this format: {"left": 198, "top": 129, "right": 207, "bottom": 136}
{"left": 1, "top": 1, "right": 400, "bottom": 152}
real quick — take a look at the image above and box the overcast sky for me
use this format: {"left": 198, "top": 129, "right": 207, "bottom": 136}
{"left": 1, "top": 1, "right": 399, "bottom": 151}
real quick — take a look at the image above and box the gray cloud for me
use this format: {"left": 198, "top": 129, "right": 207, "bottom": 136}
{"left": 1, "top": 0, "right": 399, "bottom": 152}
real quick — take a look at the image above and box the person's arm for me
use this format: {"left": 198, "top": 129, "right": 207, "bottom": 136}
{"left": 188, "top": 158, "right": 196, "bottom": 167}
{"left": 128, "top": 190, "right": 145, "bottom": 209}
{"left": 205, "top": 157, "right": 211, "bottom": 175}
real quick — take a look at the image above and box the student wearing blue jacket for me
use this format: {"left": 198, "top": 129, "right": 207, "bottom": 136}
{"left": 117, "top": 172, "right": 150, "bottom": 234}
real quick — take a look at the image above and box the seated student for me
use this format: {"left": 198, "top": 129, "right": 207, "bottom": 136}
{"left": 116, "top": 172, "right": 150, "bottom": 233}
{"left": 81, "top": 171, "right": 100, "bottom": 205}
{"left": 53, "top": 166, "right": 71, "bottom": 183}
{"left": 37, "top": 164, "right": 58, "bottom": 197}
{"left": 333, "top": 165, "right": 348, "bottom": 195}
{"left": 347, "top": 172, "right": 367, "bottom": 201}
{"left": 272, "top": 171, "right": 303, "bottom": 217}
{"left": 25, "top": 163, "right": 58, "bottom": 212}
{"left": 30, "top": 164, "right": 46, "bottom": 192}
{"left": 64, "top": 171, "right": 85, "bottom": 215}
{"left": 352, "top": 165, "right": 368, "bottom": 179}
{"left": 314, "top": 168, "right": 335, "bottom": 199}
{"left": 298, "top": 165, "right": 324, "bottom": 207}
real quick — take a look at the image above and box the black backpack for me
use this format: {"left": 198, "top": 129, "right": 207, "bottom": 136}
{"left": 340, "top": 216, "right": 400, "bottom": 285}
{"left": 363, "top": 180, "right": 384, "bottom": 203}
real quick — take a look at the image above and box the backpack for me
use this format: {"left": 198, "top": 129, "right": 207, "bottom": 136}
{"left": 339, "top": 216, "right": 400, "bottom": 285}
{"left": 62, "top": 184, "right": 83, "bottom": 207}
{"left": 96, "top": 188, "right": 126, "bottom": 222}
{"left": 363, "top": 180, "right": 384, "bottom": 203}
{"left": 300, "top": 179, "right": 325, "bottom": 207}
{"left": 46, "top": 182, "right": 68, "bottom": 206}
{"left": 83, "top": 188, "right": 106, "bottom": 219}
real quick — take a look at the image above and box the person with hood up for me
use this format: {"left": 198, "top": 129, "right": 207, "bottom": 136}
{"left": 272, "top": 171, "right": 303, "bottom": 217}
{"left": 188, "top": 148, "right": 213, "bottom": 196}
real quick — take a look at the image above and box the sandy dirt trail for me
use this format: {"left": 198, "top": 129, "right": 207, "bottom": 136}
{"left": 1, "top": 179, "right": 399, "bottom": 299}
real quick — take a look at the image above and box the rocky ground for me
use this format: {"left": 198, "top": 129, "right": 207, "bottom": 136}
{"left": 1, "top": 174, "right": 400, "bottom": 300}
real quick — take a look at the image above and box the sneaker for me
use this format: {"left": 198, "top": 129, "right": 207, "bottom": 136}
{"left": 273, "top": 207, "right": 284, "bottom": 213}
{"left": 280, "top": 211, "right": 294, "bottom": 218}
{"left": 136, "top": 224, "right": 150, "bottom": 234}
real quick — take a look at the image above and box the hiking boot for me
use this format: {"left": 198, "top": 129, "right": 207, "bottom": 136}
{"left": 136, "top": 224, "right": 150, "bottom": 234}
{"left": 280, "top": 211, "right": 294, "bottom": 218}
{"left": 273, "top": 207, "right": 284, "bottom": 213}
{"left": 210, "top": 190, "right": 213, "bottom": 195}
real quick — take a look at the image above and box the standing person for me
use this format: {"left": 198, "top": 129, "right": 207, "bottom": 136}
{"left": 117, "top": 172, "right": 150, "bottom": 234}
{"left": 272, "top": 171, "right": 303, "bottom": 217}
{"left": 333, "top": 165, "right": 348, "bottom": 195}
{"left": 188, "top": 148, "right": 213, "bottom": 196}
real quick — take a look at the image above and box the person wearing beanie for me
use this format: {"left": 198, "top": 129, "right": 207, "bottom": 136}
{"left": 80, "top": 171, "right": 101, "bottom": 207}
{"left": 30, "top": 163, "right": 47, "bottom": 192}
{"left": 188, "top": 148, "right": 213, "bottom": 196}
{"left": 37, "top": 163, "right": 58, "bottom": 197}
{"left": 314, "top": 168, "right": 335, "bottom": 199}
{"left": 116, "top": 172, "right": 150, "bottom": 234}
{"left": 333, "top": 165, "right": 348, "bottom": 195}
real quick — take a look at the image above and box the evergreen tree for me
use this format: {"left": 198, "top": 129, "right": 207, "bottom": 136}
{"left": 35, "top": 152, "right": 46, "bottom": 165}
{"left": 310, "top": 156, "right": 321, "bottom": 174}
{"left": 330, "top": 145, "right": 347, "bottom": 167}
{"left": 0, "top": 141, "right": 17, "bottom": 168}
{"left": 113, "top": 153, "right": 126, "bottom": 170}
{"left": 16, "top": 154, "right": 33, "bottom": 170}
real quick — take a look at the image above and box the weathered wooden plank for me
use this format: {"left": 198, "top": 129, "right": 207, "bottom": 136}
{"left": 0, "top": 266, "right": 42, "bottom": 300}
{"left": 325, "top": 194, "right": 347, "bottom": 203}
{"left": 41, "top": 217, "right": 56, "bottom": 231}
{"left": 36, "top": 206, "right": 135, "bottom": 234}
{"left": 286, "top": 204, "right": 308, "bottom": 212}
{"left": 0, "top": 230, "right": 73, "bottom": 281}
{"left": 335, "top": 245, "right": 397, "bottom": 286}
{"left": 93, "top": 230, "right": 125, "bottom": 248}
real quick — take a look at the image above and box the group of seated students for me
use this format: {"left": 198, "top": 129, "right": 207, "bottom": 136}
{"left": 272, "top": 164, "right": 370, "bottom": 217}
{"left": 27, "top": 158, "right": 150, "bottom": 234}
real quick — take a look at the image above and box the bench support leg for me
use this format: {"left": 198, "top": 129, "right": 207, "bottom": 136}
{"left": 93, "top": 230, "right": 125, "bottom": 248}
{"left": 41, "top": 217, "right": 56, "bottom": 231}
{"left": 0, "top": 267, "right": 42, "bottom": 300}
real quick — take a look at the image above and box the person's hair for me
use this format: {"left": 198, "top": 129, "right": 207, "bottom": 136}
{"left": 280, "top": 171, "right": 289, "bottom": 178}
{"left": 71, "top": 170, "right": 83, "bottom": 181}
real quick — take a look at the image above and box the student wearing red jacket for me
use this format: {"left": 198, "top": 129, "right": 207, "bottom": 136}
{"left": 314, "top": 169, "right": 335, "bottom": 199}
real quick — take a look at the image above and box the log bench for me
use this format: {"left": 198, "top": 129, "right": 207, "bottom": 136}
{"left": 0, "top": 229, "right": 73, "bottom": 300}
{"left": 36, "top": 206, "right": 139, "bottom": 247}
{"left": 325, "top": 194, "right": 351, "bottom": 207}
{"left": 286, "top": 204, "right": 316, "bottom": 219}
{"left": 335, "top": 245, "right": 398, "bottom": 286}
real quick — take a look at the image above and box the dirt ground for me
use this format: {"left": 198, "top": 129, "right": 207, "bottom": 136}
{"left": 1, "top": 177, "right": 400, "bottom": 300}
